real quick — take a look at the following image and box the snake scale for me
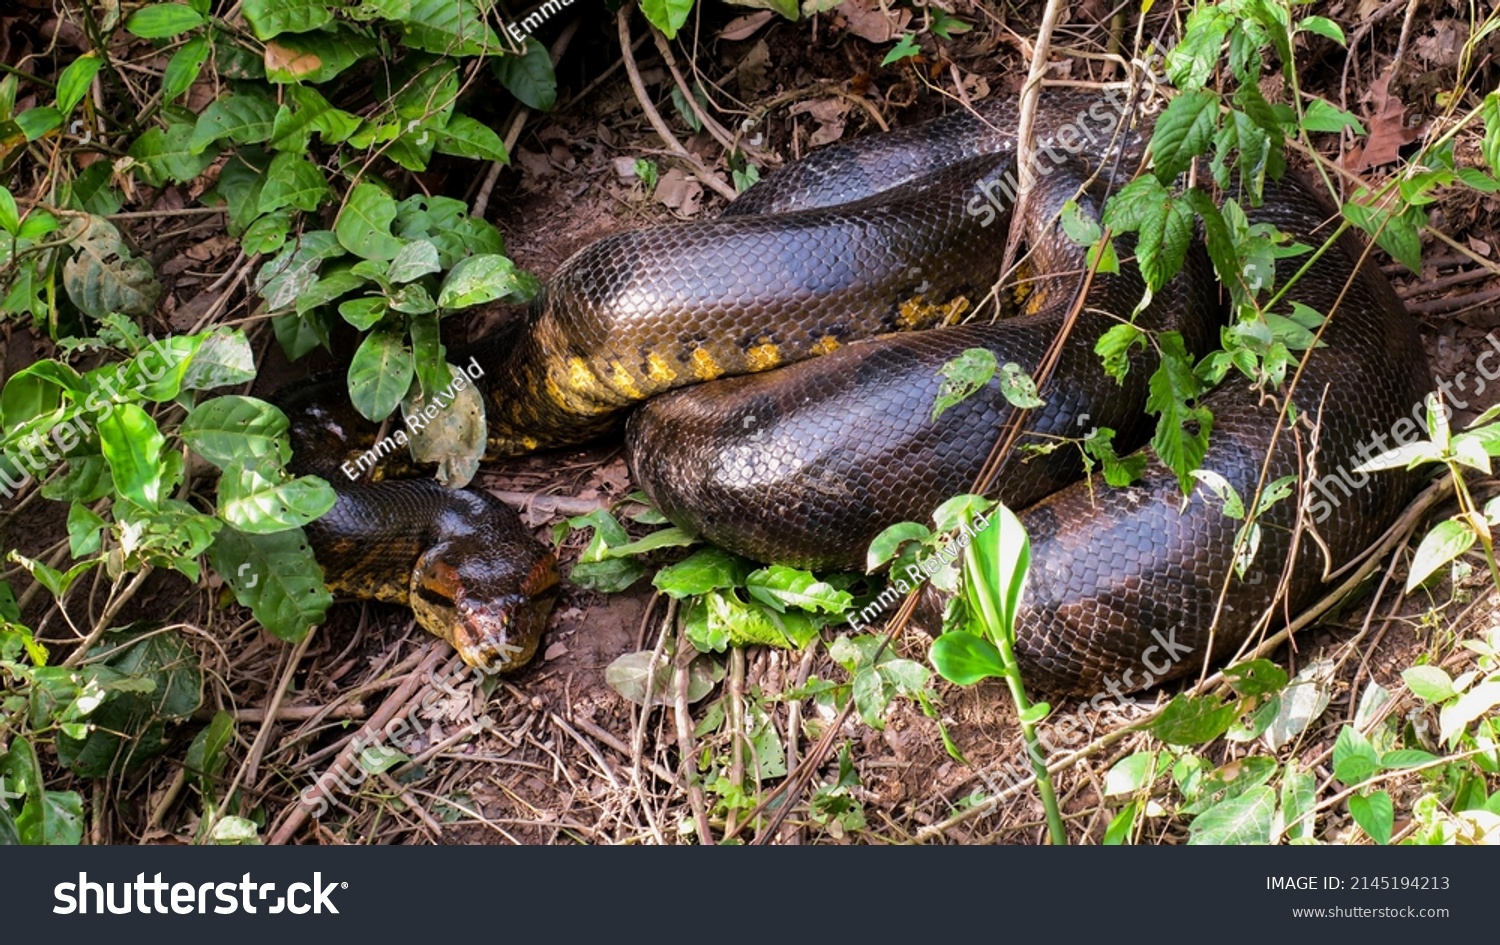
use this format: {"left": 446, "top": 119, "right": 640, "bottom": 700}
{"left": 286, "top": 90, "right": 1430, "bottom": 696}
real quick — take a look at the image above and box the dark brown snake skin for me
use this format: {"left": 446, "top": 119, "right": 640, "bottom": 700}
{"left": 291, "top": 90, "right": 1430, "bottom": 694}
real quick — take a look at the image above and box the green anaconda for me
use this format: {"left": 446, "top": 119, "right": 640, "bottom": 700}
{"left": 284, "top": 89, "right": 1430, "bottom": 695}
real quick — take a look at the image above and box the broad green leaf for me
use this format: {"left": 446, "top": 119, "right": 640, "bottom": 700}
{"left": 1438, "top": 681, "right": 1500, "bottom": 746}
{"left": 336, "top": 182, "right": 405, "bottom": 260}
{"left": 128, "top": 120, "right": 215, "bottom": 185}
{"left": 56, "top": 54, "right": 103, "bottom": 116}
{"left": 66, "top": 501, "right": 105, "bottom": 557}
{"left": 1165, "top": 5, "right": 1229, "bottom": 89}
{"left": 162, "top": 35, "right": 210, "bottom": 101}
{"left": 242, "top": 0, "right": 334, "bottom": 39}
{"left": 190, "top": 92, "right": 278, "bottom": 153}
{"left": 0, "top": 186, "right": 17, "bottom": 235}
{"left": 1379, "top": 749, "right": 1438, "bottom": 770}
{"left": 1104, "top": 752, "right": 1155, "bottom": 796}
{"left": 1103, "top": 801, "right": 1139, "bottom": 845}
{"left": 97, "top": 403, "right": 164, "bottom": 508}
{"left": 652, "top": 546, "right": 750, "bottom": 598}
{"left": 14, "top": 106, "right": 63, "bottom": 141}
{"left": 1297, "top": 15, "right": 1345, "bottom": 45}
{"left": 1302, "top": 99, "right": 1365, "bottom": 135}
{"left": 339, "top": 297, "right": 388, "bottom": 330}
{"left": 963, "top": 503, "right": 1028, "bottom": 638}
{"left": 347, "top": 330, "right": 413, "bottom": 420}
{"left": 1276, "top": 762, "right": 1317, "bottom": 842}
{"left": 1342, "top": 198, "right": 1422, "bottom": 272}
{"left": 437, "top": 254, "right": 539, "bottom": 307}
{"left": 1405, "top": 518, "right": 1477, "bottom": 592}
{"left": 1348, "top": 791, "right": 1393, "bottom": 845}
{"left": 433, "top": 113, "right": 509, "bottom": 162}
{"left": 262, "top": 29, "right": 377, "bottom": 84}
{"left": 1332, "top": 725, "right": 1380, "bottom": 785}
{"left": 605, "top": 649, "right": 717, "bottom": 707}
{"left": 602, "top": 526, "right": 698, "bottom": 558}
{"left": 640, "top": 0, "right": 695, "bottom": 39}
{"left": 208, "top": 526, "right": 331, "bottom": 641}
{"left": 1188, "top": 785, "right": 1274, "bottom": 844}
{"left": 1094, "top": 322, "right": 1147, "bottom": 382}
{"left": 1402, "top": 664, "right": 1456, "bottom": 703}
{"left": 180, "top": 327, "right": 257, "bottom": 390}
{"left": 1152, "top": 89, "right": 1218, "bottom": 183}
{"left": 1148, "top": 693, "right": 1239, "bottom": 745}
{"left": 257, "top": 152, "right": 329, "bottom": 215}
{"left": 387, "top": 239, "right": 441, "bottom": 284}
{"left": 181, "top": 396, "right": 290, "bottom": 469}
{"left": 255, "top": 230, "right": 344, "bottom": 313}
{"left": 1222, "top": 659, "right": 1287, "bottom": 697}
{"left": 491, "top": 41, "right": 556, "bottom": 112}
{"left": 217, "top": 460, "right": 335, "bottom": 534}
{"left": 402, "top": 0, "right": 503, "bottom": 55}
{"left": 745, "top": 565, "right": 852, "bottom": 614}
{"left": 928, "top": 631, "right": 1007, "bottom": 685}
{"left": 124, "top": 3, "right": 204, "bottom": 38}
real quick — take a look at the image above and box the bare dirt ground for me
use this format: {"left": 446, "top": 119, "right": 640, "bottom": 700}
{"left": 4, "top": 0, "right": 1499, "bottom": 844}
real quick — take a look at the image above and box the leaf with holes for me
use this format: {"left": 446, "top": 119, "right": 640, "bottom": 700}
{"left": 181, "top": 396, "right": 291, "bottom": 470}
{"left": 437, "top": 254, "right": 539, "bottom": 308}
{"left": 1188, "top": 785, "right": 1275, "bottom": 845}
{"left": 208, "top": 526, "right": 330, "bottom": 641}
{"left": 217, "top": 459, "right": 335, "bottom": 534}
{"left": 347, "top": 329, "right": 413, "bottom": 420}
{"left": 1149, "top": 693, "right": 1239, "bottom": 745}
{"left": 61, "top": 216, "right": 161, "bottom": 319}
{"left": 932, "top": 347, "right": 996, "bottom": 419}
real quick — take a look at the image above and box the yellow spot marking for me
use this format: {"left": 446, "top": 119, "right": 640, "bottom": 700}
{"left": 896, "top": 295, "right": 972, "bottom": 331}
{"left": 610, "top": 361, "right": 645, "bottom": 400}
{"left": 811, "top": 335, "right": 841, "bottom": 355}
{"left": 691, "top": 348, "right": 723, "bottom": 381}
{"left": 745, "top": 342, "right": 781, "bottom": 372}
{"left": 645, "top": 352, "right": 677, "bottom": 388}
{"left": 567, "top": 357, "right": 597, "bottom": 393}
{"left": 520, "top": 436, "right": 540, "bottom": 451}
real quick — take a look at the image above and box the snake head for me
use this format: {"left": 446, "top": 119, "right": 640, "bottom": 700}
{"left": 410, "top": 542, "right": 561, "bottom": 671}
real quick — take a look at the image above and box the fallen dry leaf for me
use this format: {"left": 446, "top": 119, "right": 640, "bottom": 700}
{"left": 790, "top": 97, "right": 852, "bottom": 148}
{"left": 1345, "top": 68, "right": 1422, "bottom": 172}
{"left": 837, "top": 0, "right": 911, "bottom": 43}
{"left": 718, "top": 11, "right": 774, "bottom": 41}
{"left": 263, "top": 41, "right": 322, "bottom": 79}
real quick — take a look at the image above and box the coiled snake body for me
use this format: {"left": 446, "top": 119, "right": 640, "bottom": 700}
{"left": 290, "top": 91, "right": 1429, "bottom": 695}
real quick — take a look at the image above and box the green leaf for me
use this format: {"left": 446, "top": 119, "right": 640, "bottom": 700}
{"left": 346, "top": 330, "right": 413, "bottom": 420}
{"left": 1379, "top": 749, "right": 1438, "bottom": 769}
{"left": 881, "top": 33, "right": 921, "bottom": 66}
{"left": 1103, "top": 801, "right": 1139, "bottom": 845}
{"left": 1104, "top": 752, "right": 1155, "bottom": 796}
{"left": 162, "top": 35, "right": 210, "bottom": 101}
{"left": 928, "top": 630, "right": 1007, "bottom": 685}
{"left": 208, "top": 526, "right": 331, "bottom": 642}
{"left": 402, "top": 0, "right": 503, "bottom": 55}
{"left": 1081, "top": 427, "right": 1146, "bottom": 486}
{"left": 1438, "top": 681, "right": 1500, "bottom": 746}
{"left": 1405, "top": 518, "right": 1477, "bottom": 592}
{"left": 1348, "top": 791, "right": 1393, "bottom": 845}
{"left": 242, "top": 0, "right": 334, "bottom": 39}
{"left": 1277, "top": 761, "right": 1317, "bottom": 842}
{"left": 217, "top": 460, "right": 335, "bottom": 534}
{"left": 492, "top": 41, "right": 556, "bottom": 112}
{"left": 56, "top": 54, "right": 103, "bottom": 116}
{"left": 1332, "top": 725, "right": 1380, "bottom": 785}
{"left": 1223, "top": 659, "right": 1288, "bottom": 697}
{"left": 128, "top": 119, "right": 215, "bottom": 185}
{"left": 336, "top": 182, "right": 406, "bottom": 261}
{"left": 1152, "top": 89, "right": 1219, "bottom": 182}
{"left": 1302, "top": 99, "right": 1365, "bottom": 135}
{"left": 865, "top": 521, "right": 930, "bottom": 571}
{"left": 257, "top": 152, "right": 329, "bottom": 215}
{"left": 66, "top": 501, "right": 105, "bottom": 557}
{"left": 97, "top": 403, "right": 164, "bottom": 508}
{"left": 745, "top": 565, "right": 852, "bottom": 614}
{"left": 387, "top": 240, "right": 441, "bottom": 285}
{"left": 603, "top": 525, "right": 698, "bottom": 557}
{"left": 932, "top": 347, "right": 996, "bottom": 420}
{"left": 190, "top": 92, "right": 278, "bottom": 153}
{"left": 1148, "top": 693, "right": 1239, "bottom": 745}
{"left": 652, "top": 547, "right": 750, "bottom": 598}
{"left": 1342, "top": 198, "right": 1422, "bottom": 272}
{"left": 180, "top": 327, "right": 257, "bottom": 391}
{"left": 181, "top": 396, "right": 291, "bottom": 469}
{"left": 962, "top": 504, "right": 1029, "bottom": 638}
{"left": 640, "top": 0, "right": 695, "bottom": 39}
{"left": 14, "top": 106, "right": 62, "bottom": 142}
{"left": 124, "top": 3, "right": 204, "bottom": 38}
{"left": 1093, "top": 322, "right": 1147, "bottom": 382}
{"left": 262, "top": 29, "right": 377, "bottom": 84}
{"left": 1297, "top": 15, "right": 1346, "bottom": 45}
{"left": 437, "top": 254, "right": 539, "bottom": 308}
{"left": 1483, "top": 93, "right": 1500, "bottom": 177}
{"left": 255, "top": 230, "right": 344, "bottom": 313}
{"left": 1188, "top": 785, "right": 1275, "bottom": 844}
{"left": 433, "top": 113, "right": 509, "bottom": 162}
{"left": 1148, "top": 331, "right": 1213, "bottom": 493}
{"left": 1166, "top": 5, "right": 1230, "bottom": 89}
{"left": 1402, "top": 664, "right": 1455, "bottom": 703}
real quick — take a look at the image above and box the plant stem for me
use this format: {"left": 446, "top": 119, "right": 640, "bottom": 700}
{"left": 990, "top": 630, "right": 1068, "bottom": 845}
